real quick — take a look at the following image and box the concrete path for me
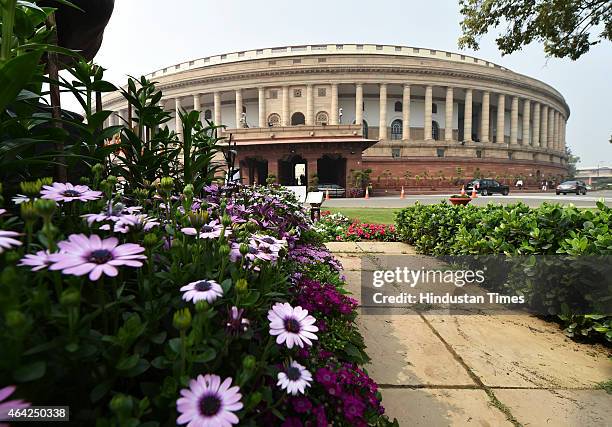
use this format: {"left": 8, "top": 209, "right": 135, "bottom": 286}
{"left": 326, "top": 242, "right": 612, "bottom": 427}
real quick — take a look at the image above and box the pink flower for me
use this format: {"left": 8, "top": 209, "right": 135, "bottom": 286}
{"left": 268, "top": 302, "right": 318, "bottom": 349}
{"left": 41, "top": 182, "right": 102, "bottom": 203}
{"left": 0, "top": 385, "right": 30, "bottom": 426}
{"left": 0, "top": 231, "right": 21, "bottom": 253}
{"left": 48, "top": 234, "right": 146, "bottom": 281}
{"left": 18, "top": 250, "right": 54, "bottom": 271}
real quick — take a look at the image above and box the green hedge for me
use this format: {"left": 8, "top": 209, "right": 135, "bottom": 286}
{"left": 395, "top": 201, "right": 612, "bottom": 342}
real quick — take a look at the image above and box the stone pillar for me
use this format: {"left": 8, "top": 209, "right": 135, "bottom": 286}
{"left": 553, "top": 111, "right": 560, "bottom": 151}
{"left": 258, "top": 87, "right": 266, "bottom": 127}
{"left": 561, "top": 117, "right": 566, "bottom": 153}
{"left": 481, "top": 91, "right": 489, "bottom": 143}
{"left": 532, "top": 102, "right": 540, "bottom": 147}
{"left": 355, "top": 83, "right": 363, "bottom": 128}
{"left": 379, "top": 83, "right": 388, "bottom": 139}
{"left": 402, "top": 84, "right": 410, "bottom": 141}
{"left": 330, "top": 83, "right": 339, "bottom": 125}
{"left": 235, "top": 89, "right": 243, "bottom": 128}
{"left": 281, "top": 86, "right": 289, "bottom": 126}
{"left": 306, "top": 84, "right": 314, "bottom": 126}
{"left": 424, "top": 85, "right": 432, "bottom": 140}
{"left": 175, "top": 98, "right": 183, "bottom": 142}
{"left": 510, "top": 96, "right": 519, "bottom": 144}
{"left": 445, "top": 86, "right": 453, "bottom": 141}
{"left": 193, "top": 94, "right": 201, "bottom": 113}
{"left": 496, "top": 94, "right": 505, "bottom": 144}
{"left": 547, "top": 107, "right": 554, "bottom": 149}
{"left": 541, "top": 105, "right": 548, "bottom": 148}
{"left": 464, "top": 88, "right": 472, "bottom": 142}
{"left": 213, "top": 91, "right": 222, "bottom": 126}
{"left": 522, "top": 99, "right": 530, "bottom": 145}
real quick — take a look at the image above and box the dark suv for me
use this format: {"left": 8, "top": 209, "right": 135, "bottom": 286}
{"left": 465, "top": 179, "right": 510, "bottom": 196}
{"left": 556, "top": 180, "right": 587, "bottom": 195}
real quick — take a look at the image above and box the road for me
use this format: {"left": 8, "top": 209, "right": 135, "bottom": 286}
{"left": 323, "top": 190, "right": 612, "bottom": 208}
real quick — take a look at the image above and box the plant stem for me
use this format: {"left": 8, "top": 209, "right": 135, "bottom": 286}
{"left": 0, "top": 0, "right": 17, "bottom": 61}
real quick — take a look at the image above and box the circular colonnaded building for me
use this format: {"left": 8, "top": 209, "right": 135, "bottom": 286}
{"left": 102, "top": 43, "right": 570, "bottom": 193}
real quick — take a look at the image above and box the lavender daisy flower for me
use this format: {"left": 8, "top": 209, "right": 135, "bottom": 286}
{"left": 48, "top": 234, "right": 146, "bottom": 281}
{"left": 0, "top": 209, "right": 5, "bottom": 216}
{"left": 41, "top": 182, "right": 102, "bottom": 203}
{"left": 180, "top": 279, "right": 223, "bottom": 304}
{"left": 176, "top": 374, "right": 243, "bottom": 426}
{"left": 0, "top": 231, "right": 22, "bottom": 253}
{"left": 82, "top": 203, "right": 141, "bottom": 225}
{"left": 0, "top": 385, "right": 30, "bottom": 423}
{"left": 277, "top": 360, "right": 313, "bottom": 395}
{"left": 18, "top": 250, "right": 54, "bottom": 271}
{"left": 112, "top": 214, "right": 160, "bottom": 234}
{"left": 268, "top": 303, "right": 318, "bottom": 349}
{"left": 181, "top": 221, "right": 230, "bottom": 239}
{"left": 11, "top": 195, "right": 35, "bottom": 205}
{"left": 251, "top": 234, "right": 286, "bottom": 252}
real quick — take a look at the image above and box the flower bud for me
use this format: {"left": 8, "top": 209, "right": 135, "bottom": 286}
{"left": 60, "top": 288, "right": 81, "bottom": 307}
{"left": 188, "top": 211, "right": 207, "bottom": 229}
{"left": 221, "top": 214, "right": 231, "bottom": 228}
{"left": 219, "top": 200, "right": 227, "bottom": 212}
{"left": 79, "top": 176, "right": 91, "bottom": 186}
{"left": 19, "top": 180, "right": 42, "bottom": 197}
{"left": 183, "top": 184, "right": 194, "bottom": 199}
{"left": 242, "top": 355, "right": 256, "bottom": 371}
{"left": 160, "top": 177, "right": 174, "bottom": 193}
{"left": 195, "top": 300, "right": 209, "bottom": 313}
{"left": 239, "top": 243, "right": 249, "bottom": 256}
{"left": 109, "top": 393, "right": 133, "bottom": 416}
{"left": 5, "top": 310, "right": 26, "bottom": 328}
{"left": 219, "top": 244, "right": 230, "bottom": 258}
{"left": 107, "top": 175, "right": 118, "bottom": 187}
{"left": 133, "top": 188, "right": 149, "bottom": 201}
{"left": 235, "top": 278, "right": 248, "bottom": 293}
{"left": 20, "top": 202, "right": 37, "bottom": 223}
{"left": 91, "top": 163, "right": 104, "bottom": 177}
{"left": 246, "top": 221, "right": 258, "bottom": 233}
{"left": 40, "top": 177, "right": 53, "bottom": 186}
{"left": 173, "top": 308, "right": 192, "bottom": 331}
{"left": 33, "top": 199, "right": 56, "bottom": 220}
{"left": 143, "top": 233, "right": 158, "bottom": 249}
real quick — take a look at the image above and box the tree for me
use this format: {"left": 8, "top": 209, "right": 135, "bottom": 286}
{"left": 458, "top": 0, "right": 612, "bottom": 60}
{"left": 566, "top": 146, "right": 581, "bottom": 178}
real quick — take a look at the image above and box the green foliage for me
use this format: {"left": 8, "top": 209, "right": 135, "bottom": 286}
{"left": 458, "top": 0, "right": 612, "bottom": 60}
{"left": 395, "top": 201, "right": 612, "bottom": 341}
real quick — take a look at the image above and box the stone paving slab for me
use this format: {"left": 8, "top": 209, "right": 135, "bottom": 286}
{"left": 423, "top": 314, "right": 612, "bottom": 388}
{"left": 341, "top": 270, "right": 361, "bottom": 302}
{"left": 357, "top": 313, "right": 476, "bottom": 386}
{"left": 380, "top": 389, "right": 513, "bottom": 426}
{"left": 355, "top": 242, "right": 416, "bottom": 254}
{"left": 324, "top": 242, "right": 361, "bottom": 253}
{"left": 334, "top": 255, "right": 362, "bottom": 271}
{"left": 494, "top": 389, "right": 612, "bottom": 427}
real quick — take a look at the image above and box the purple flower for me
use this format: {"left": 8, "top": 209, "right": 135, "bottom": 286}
{"left": 291, "top": 396, "right": 312, "bottom": 413}
{"left": 281, "top": 417, "right": 303, "bottom": 427}
{"left": 18, "top": 250, "right": 53, "bottom": 271}
{"left": 0, "top": 231, "right": 21, "bottom": 253}
{"left": 0, "top": 385, "right": 30, "bottom": 424}
{"left": 268, "top": 303, "right": 318, "bottom": 349}
{"left": 180, "top": 279, "right": 223, "bottom": 304}
{"left": 41, "top": 182, "right": 102, "bottom": 203}
{"left": 48, "top": 234, "right": 146, "bottom": 281}
{"left": 82, "top": 203, "right": 141, "bottom": 225}
{"left": 176, "top": 374, "right": 243, "bottom": 426}
{"left": 312, "top": 404, "right": 328, "bottom": 427}
{"left": 315, "top": 367, "right": 336, "bottom": 387}
{"left": 11, "top": 195, "right": 34, "bottom": 205}
{"left": 277, "top": 360, "right": 313, "bottom": 395}
{"left": 226, "top": 306, "right": 250, "bottom": 335}
{"left": 342, "top": 394, "right": 366, "bottom": 421}
{"left": 251, "top": 234, "right": 286, "bottom": 252}
{"left": 111, "top": 214, "right": 159, "bottom": 233}
{"left": 0, "top": 209, "right": 5, "bottom": 216}
{"left": 181, "top": 221, "right": 229, "bottom": 239}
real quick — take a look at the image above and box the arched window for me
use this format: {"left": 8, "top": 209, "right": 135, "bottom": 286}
{"left": 242, "top": 105, "right": 247, "bottom": 114}
{"left": 391, "top": 119, "right": 402, "bottom": 140}
{"left": 204, "top": 109, "right": 212, "bottom": 120}
{"left": 394, "top": 101, "right": 402, "bottom": 112}
{"left": 267, "top": 113, "right": 281, "bottom": 127}
{"left": 432, "top": 103, "right": 438, "bottom": 114}
{"left": 432, "top": 121, "right": 440, "bottom": 140}
{"left": 362, "top": 120, "right": 369, "bottom": 139}
{"left": 291, "top": 112, "right": 305, "bottom": 125}
{"left": 315, "top": 111, "right": 329, "bottom": 126}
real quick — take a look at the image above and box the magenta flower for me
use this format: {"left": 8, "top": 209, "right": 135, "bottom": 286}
{"left": 0, "top": 231, "right": 22, "bottom": 253}
{"left": 41, "top": 182, "right": 102, "bottom": 203}
{"left": 277, "top": 360, "right": 313, "bottom": 395}
{"left": 48, "top": 234, "right": 146, "bottom": 281}
{"left": 180, "top": 279, "right": 223, "bottom": 304}
{"left": 18, "top": 250, "right": 54, "bottom": 271}
{"left": 268, "top": 303, "right": 318, "bottom": 349}
{"left": 0, "top": 385, "right": 30, "bottom": 425}
{"left": 226, "top": 306, "right": 250, "bottom": 335}
{"left": 176, "top": 374, "right": 243, "bottom": 426}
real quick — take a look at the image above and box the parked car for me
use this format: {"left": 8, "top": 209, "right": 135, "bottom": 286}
{"left": 465, "top": 179, "right": 509, "bottom": 196}
{"left": 556, "top": 180, "right": 587, "bottom": 195}
{"left": 318, "top": 183, "right": 345, "bottom": 198}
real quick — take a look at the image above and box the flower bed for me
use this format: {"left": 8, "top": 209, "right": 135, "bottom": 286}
{"left": 0, "top": 179, "right": 396, "bottom": 426}
{"left": 313, "top": 212, "right": 397, "bottom": 242}
{"left": 395, "top": 201, "right": 612, "bottom": 343}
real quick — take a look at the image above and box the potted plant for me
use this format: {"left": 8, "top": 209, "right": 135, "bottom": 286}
{"left": 448, "top": 193, "right": 472, "bottom": 205}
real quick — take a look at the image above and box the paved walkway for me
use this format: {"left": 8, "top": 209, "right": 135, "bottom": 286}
{"left": 326, "top": 242, "right": 612, "bottom": 427}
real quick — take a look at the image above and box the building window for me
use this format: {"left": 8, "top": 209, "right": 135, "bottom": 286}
{"left": 436, "top": 148, "right": 445, "bottom": 157}
{"left": 318, "top": 57, "right": 326, "bottom": 63}
{"left": 376, "top": 45, "right": 383, "bottom": 50}
{"left": 392, "top": 148, "right": 401, "bottom": 158}
{"left": 395, "top": 46, "right": 402, "bottom": 52}
{"left": 432, "top": 121, "right": 440, "bottom": 140}
{"left": 268, "top": 60, "right": 276, "bottom": 65}
{"left": 413, "top": 48, "right": 420, "bottom": 53}
{"left": 293, "top": 59, "right": 301, "bottom": 64}
{"left": 391, "top": 119, "right": 402, "bottom": 140}
{"left": 430, "top": 49, "right": 436, "bottom": 54}
{"left": 291, "top": 112, "right": 305, "bottom": 125}
{"left": 356, "top": 44, "right": 364, "bottom": 50}
{"left": 362, "top": 119, "right": 369, "bottom": 138}
{"left": 220, "top": 54, "right": 227, "bottom": 59}
{"left": 446, "top": 52, "right": 452, "bottom": 57}
{"left": 476, "top": 149, "right": 482, "bottom": 158}
{"left": 268, "top": 90, "right": 278, "bottom": 99}
{"left": 508, "top": 152, "right": 513, "bottom": 160}
{"left": 394, "top": 101, "right": 402, "bottom": 112}
{"left": 293, "top": 89, "right": 302, "bottom": 98}
{"left": 238, "top": 52, "right": 245, "bottom": 57}
{"left": 432, "top": 103, "right": 438, "bottom": 114}
{"left": 256, "top": 49, "right": 263, "bottom": 55}
{"left": 242, "top": 105, "right": 247, "bottom": 114}
{"left": 315, "top": 111, "right": 329, "bottom": 126}
{"left": 336, "top": 44, "right": 343, "bottom": 50}
{"left": 204, "top": 109, "right": 212, "bottom": 120}
{"left": 267, "top": 113, "right": 281, "bottom": 127}
{"left": 318, "top": 88, "right": 326, "bottom": 97}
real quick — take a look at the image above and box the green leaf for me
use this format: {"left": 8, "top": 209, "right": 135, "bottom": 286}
{"left": 13, "top": 361, "right": 46, "bottom": 382}
{"left": 0, "top": 50, "right": 43, "bottom": 112}
{"left": 193, "top": 348, "right": 216, "bottom": 364}
{"left": 116, "top": 354, "right": 139, "bottom": 371}
{"left": 90, "top": 380, "right": 113, "bottom": 403}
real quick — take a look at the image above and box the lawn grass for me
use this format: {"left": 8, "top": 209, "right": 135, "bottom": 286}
{"left": 326, "top": 207, "right": 400, "bottom": 224}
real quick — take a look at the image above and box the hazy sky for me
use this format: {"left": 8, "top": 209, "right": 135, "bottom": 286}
{"left": 87, "top": 0, "right": 612, "bottom": 167}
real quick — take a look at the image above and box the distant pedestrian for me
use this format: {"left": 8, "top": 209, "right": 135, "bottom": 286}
{"left": 541, "top": 181, "right": 548, "bottom": 191}
{"left": 515, "top": 179, "right": 524, "bottom": 190}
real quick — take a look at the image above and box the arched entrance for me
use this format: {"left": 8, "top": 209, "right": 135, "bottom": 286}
{"left": 278, "top": 154, "right": 308, "bottom": 186}
{"left": 291, "top": 112, "right": 305, "bottom": 126}
{"left": 242, "top": 157, "right": 268, "bottom": 185}
{"left": 317, "top": 154, "right": 347, "bottom": 189}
